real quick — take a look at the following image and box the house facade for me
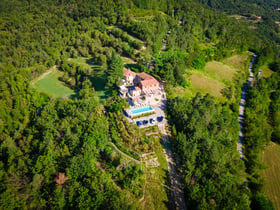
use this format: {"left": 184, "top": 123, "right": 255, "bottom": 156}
{"left": 124, "top": 68, "right": 136, "bottom": 85}
{"left": 122, "top": 69, "right": 160, "bottom": 99}
{"left": 137, "top": 72, "right": 159, "bottom": 91}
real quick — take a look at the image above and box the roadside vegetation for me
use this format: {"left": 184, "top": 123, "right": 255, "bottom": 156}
{"left": 167, "top": 93, "right": 249, "bottom": 209}
{"left": 259, "top": 65, "right": 274, "bottom": 78}
{"left": 243, "top": 69, "right": 280, "bottom": 209}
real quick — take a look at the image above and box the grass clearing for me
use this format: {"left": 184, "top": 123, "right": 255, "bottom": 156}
{"left": 122, "top": 56, "right": 136, "bottom": 64}
{"left": 223, "top": 52, "right": 251, "bottom": 70}
{"left": 69, "top": 57, "right": 111, "bottom": 100}
{"left": 262, "top": 142, "right": 280, "bottom": 210}
{"left": 190, "top": 72, "right": 225, "bottom": 99}
{"left": 259, "top": 64, "right": 274, "bottom": 78}
{"left": 168, "top": 53, "right": 251, "bottom": 101}
{"left": 203, "top": 61, "right": 239, "bottom": 81}
{"left": 32, "top": 67, "right": 76, "bottom": 98}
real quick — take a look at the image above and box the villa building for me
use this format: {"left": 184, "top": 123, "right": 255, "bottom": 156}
{"left": 136, "top": 72, "right": 159, "bottom": 91}
{"left": 120, "top": 68, "right": 160, "bottom": 100}
{"left": 120, "top": 68, "right": 167, "bottom": 125}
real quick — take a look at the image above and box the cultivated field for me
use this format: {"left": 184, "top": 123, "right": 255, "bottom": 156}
{"left": 262, "top": 142, "right": 280, "bottom": 210}
{"left": 32, "top": 67, "right": 76, "bottom": 98}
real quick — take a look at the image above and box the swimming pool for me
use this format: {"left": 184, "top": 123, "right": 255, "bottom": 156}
{"left": 130, "top": 106, "right": 154, "bottom": 115}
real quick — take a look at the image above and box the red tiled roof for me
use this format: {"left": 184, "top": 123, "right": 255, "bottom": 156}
{"left": 137, "top": 72, "right": 159, "bottom": 87}
{"left": 140, "top": 79, "right": 159, "bottom": 86}
{"left": 137, "top": 72, "right": 154, "bottom": 80}
{"left": 124, "top": 68, "right": 136, "bottom": 77}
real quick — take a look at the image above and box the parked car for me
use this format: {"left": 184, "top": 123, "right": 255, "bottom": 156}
{"left": 157, "top": 116, "right": 164, "bottom": 122}
{"left": 136, "top": 121, "right": 143, "bottom": 126}
{"left": 143, "top": 120, "right": 148, "bottom": 125}
{"left": 150, "top": 118, "right": 156, "bottom": 124}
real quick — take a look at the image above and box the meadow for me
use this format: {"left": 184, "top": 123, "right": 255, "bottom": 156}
{"left": 262, "top": 142, "right": 280, "bottom": 210}
{"left": 168, "top": 52, "right": 251, "bottom": 102}
{"left": 259, "top": 64, "right": 274, "bottom": 78}
{"left": 32, "top": 67, "right": 76, "bottom": 98}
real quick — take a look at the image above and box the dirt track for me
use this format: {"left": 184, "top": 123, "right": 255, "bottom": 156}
{"left": 159, "top": 124, "right": 187, "bottom": 210}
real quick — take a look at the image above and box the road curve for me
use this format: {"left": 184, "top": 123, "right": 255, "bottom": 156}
{"left": 237, "top": 52, "right": 256, "bottom": 159}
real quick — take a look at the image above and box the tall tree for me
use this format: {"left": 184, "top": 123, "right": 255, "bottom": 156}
{"left": 106, "top": 52, "right": 124, "bottom": 88}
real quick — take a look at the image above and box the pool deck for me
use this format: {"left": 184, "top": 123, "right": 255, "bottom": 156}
{"left": 125, "top": 99, "right": 167, "bottom": 128}
{"left": 123, "top": 81, "right": 167, "bottom": 128}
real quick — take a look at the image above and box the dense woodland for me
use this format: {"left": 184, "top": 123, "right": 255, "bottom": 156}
{"left": 167, "top": 93, "right": 250, "bottom": 209}
{"left": 0, "top": 0, "right": 280, "bottom": 209}
{"left": 243, "top": 71, "right": 280, "bottom": 209}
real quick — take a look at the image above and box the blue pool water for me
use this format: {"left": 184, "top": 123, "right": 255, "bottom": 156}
{"left": 130, "top": 106, "right": 154, "bottom": 115}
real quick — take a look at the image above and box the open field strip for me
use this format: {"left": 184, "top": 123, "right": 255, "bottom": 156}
{"left": 203, "top": 61, "right": 239, "bottom": 81}
{"left": 262, "top": 142, "right": 280, "bottom": 210}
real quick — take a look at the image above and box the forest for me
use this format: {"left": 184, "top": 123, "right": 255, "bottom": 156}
{"left": 167, "top": 93, "right": 250, "bottom": 209}
{"left": 0, "top": 0, "right": 280, "bottom": 209}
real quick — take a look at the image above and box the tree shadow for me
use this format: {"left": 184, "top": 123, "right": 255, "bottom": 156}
{"left": 83, "top": 59, "right": 112, "bottom": 100}
{"left": 125, "top": 63, "right": 140, "bottom": 72}
{"left": 69, "top": 89, "right": 79, "bottom": 99}
{"left": 163, "top": 169, "right": 174, "bottom": 209}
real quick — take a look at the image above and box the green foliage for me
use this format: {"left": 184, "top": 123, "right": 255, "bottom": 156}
{"left": 243, "top": 72, "right": 280, "bottom": 208}
{"left": 167, "top": 93, "right": 250, "bottom": 209}
{"left": 0, "top": 0, "right": 280, "bottom": 208}
{"left": 197, "top": 0, "right": 280, "bottom": 45}
{"left": 251, "top": 193, "right": 274, "bottom": 210}
{"left": 180, "top": 80, "right": 190, "bottom": 88}
{"left": 192, "top": 56, "right": 206, "bottom": 69}
{"left": 106, "top": 53, "right": 124, "bottom": 88}
{"left": 271, "top": 88, "right": 280, "bottom": 143}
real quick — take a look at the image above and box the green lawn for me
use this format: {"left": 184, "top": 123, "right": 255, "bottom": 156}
{"left": 69, "top": 57, "right": 111, "bottom": 100}
{"left": 223, "top": 52, "right": 251, "bottom": 70}
{"left": 32, "top": 68, "right": 76, "bottom": 98}
{"left": 262, "top": 142, "right": 280, "bottom": 210}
